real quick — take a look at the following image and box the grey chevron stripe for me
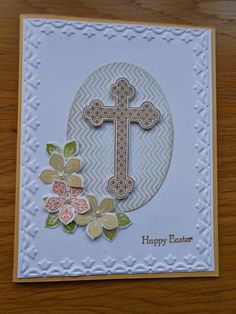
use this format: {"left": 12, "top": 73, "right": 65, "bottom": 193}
{"left": 67, "top": 62, "right": 173, "bottom": 212}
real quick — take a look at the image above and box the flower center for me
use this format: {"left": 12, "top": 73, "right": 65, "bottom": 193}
{"left": 95, "top": 210, "right": 101, "bottom": 218}
{"left": 64, "top": 192, "right": 71, "bottom": 204}
{"left": 64, "top": 197, "right": 71, "bottom": 204}
{"left": 59, "top": 174, "right": 65, "bottom": 180}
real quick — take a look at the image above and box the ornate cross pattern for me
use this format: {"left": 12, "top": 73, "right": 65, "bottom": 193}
{"left": 83, "top": 77, "right": 161, "bottom": 199}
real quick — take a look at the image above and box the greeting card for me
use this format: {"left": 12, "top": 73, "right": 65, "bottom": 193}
{"left": 14, "top": 15, "right": 218, "bottom": 282}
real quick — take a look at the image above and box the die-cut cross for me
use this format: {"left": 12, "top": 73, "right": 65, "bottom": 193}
{"left": 83, "top": 77, "right": 161, "bottom": 199}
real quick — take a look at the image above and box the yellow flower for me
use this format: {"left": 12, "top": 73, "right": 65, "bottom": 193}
{"left": 39, "top": 154, "right": 82, "bottom": 187}
{"left": 74, "top": 196, "right": 118, "bottom": 239}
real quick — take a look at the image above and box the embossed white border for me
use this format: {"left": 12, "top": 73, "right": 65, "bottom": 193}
{"left": 15, "top": 17, "right": 216, "bottom": 280}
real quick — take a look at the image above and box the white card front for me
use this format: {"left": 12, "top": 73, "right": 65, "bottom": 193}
{"left": 14, "top": 16, "right": 218, "bottom": 281}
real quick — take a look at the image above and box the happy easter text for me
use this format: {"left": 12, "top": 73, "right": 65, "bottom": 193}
{"left": 141, "top": 234, "right": 193, "bottom": 247}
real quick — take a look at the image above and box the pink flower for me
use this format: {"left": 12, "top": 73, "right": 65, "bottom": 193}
{"left": 44, "top": 181, "right": 90, "bottom": 225}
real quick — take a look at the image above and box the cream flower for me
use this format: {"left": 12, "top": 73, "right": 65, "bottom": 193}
{"left": 39, "top": 154, "right": 82, "bottom": 187}
{"left": 74, "top": 195, "right": 118, "bottom": 239}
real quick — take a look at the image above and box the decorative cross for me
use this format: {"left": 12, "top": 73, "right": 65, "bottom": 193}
{"left": 83, "top": 77, "right": 161, "bottom": 199}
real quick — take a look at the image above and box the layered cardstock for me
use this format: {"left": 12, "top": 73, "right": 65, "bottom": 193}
{"left": 14, "top": 15, "right": 218, "bottom": 282}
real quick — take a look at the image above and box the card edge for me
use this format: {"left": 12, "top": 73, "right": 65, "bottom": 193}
{"left": 13, "top": 15, "right": 219, "bottom": 283}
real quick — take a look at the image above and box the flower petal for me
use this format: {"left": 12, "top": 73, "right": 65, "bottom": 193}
{"left": 86, "top": 219, "right": 103, "bottom": 239}
{"left": 71, "top": 198, "right": 90, "bottom": 214}
{"left": 44, "top": 197, "right": 63, "bottom": 213}
{"left": 99, "top": 198, "right": 115, "bottom": 213}
{"left": 65, "top": 175, "right": 82, "bottom": 187}
{"left": 70, "top": 187, "right": 84, "bottom": 197}
{"left": 39, "top": 169, "right": 59, "bottom": 184}
{"left": 52, "top": 181, "right": 67, "bottom": 196}
{"left": 74, "top": 213, "right": 91, "bottom": 226}
{"left": 49, "top": 154, "right": 64, "bottom": 172}
{"left": 64, "top": 158, "right": 81, "bottom": 174}
{"left": 86, "top": 195, "right": 98, "bottom": 211}
{"left": 58, "top": 205, "right": 75, "bottom": 225}
{"left": 101, "top": 213, "right": 118, "bottom": 230}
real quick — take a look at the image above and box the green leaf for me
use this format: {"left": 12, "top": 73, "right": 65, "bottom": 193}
{"left": 99, "top": 198, "right": 114, "bottom": 212}
{"left": 103, "top": 228, "right": 117, "bottom": 241}
{"left": 116, "top": 213, "right": 131, "bottom": 229}
{"left": 45, "top": 213, "right": 60, "bottom": 228}
{"left": 63, "top": 221, "right": 77, "bottom": 234}
{"left": 63, "top": 141, "right": 77, "bottom": 158}
{"left": 46, "top": 143, "right": 62, "bottom": 156}
{"left": 43, "top": 196, "right": 48, "bottom": 201}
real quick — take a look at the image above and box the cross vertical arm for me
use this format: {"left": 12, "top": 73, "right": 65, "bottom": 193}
{"left": 83, "top": 77, "right": 161, "bottom": 200}
{"left": 107, "top": 78, "right": 135, "bottom": 198}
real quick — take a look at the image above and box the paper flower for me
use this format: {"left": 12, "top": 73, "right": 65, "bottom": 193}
{"left": 75, "top": 195, "right": 118, "bottom": 239}
{"left": 39, "top": 154, "right": 82, "bottom": 187}
{"left": 40, "top": 140, "right": 132, "bottom": 239}
{"left": 44, "top": 181, "right": 90, "bottom": 225}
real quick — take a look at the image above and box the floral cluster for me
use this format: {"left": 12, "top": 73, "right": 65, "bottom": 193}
{"left": 39, "top": 140, "right": 131, "bottom": 241}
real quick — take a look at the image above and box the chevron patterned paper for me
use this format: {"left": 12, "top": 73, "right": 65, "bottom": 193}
{"left": 67, "top": 62, "right": 173, "bottom": 212}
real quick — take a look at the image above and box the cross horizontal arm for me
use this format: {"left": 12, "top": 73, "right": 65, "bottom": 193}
{"left": 83, "top": 100, "right": 117, "bottom": 127}
{"left": 128, "top": 102, "right": 161, "bottom": 129}
{"left": 83, "top": 100, "right": 161, "bottom": 129}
